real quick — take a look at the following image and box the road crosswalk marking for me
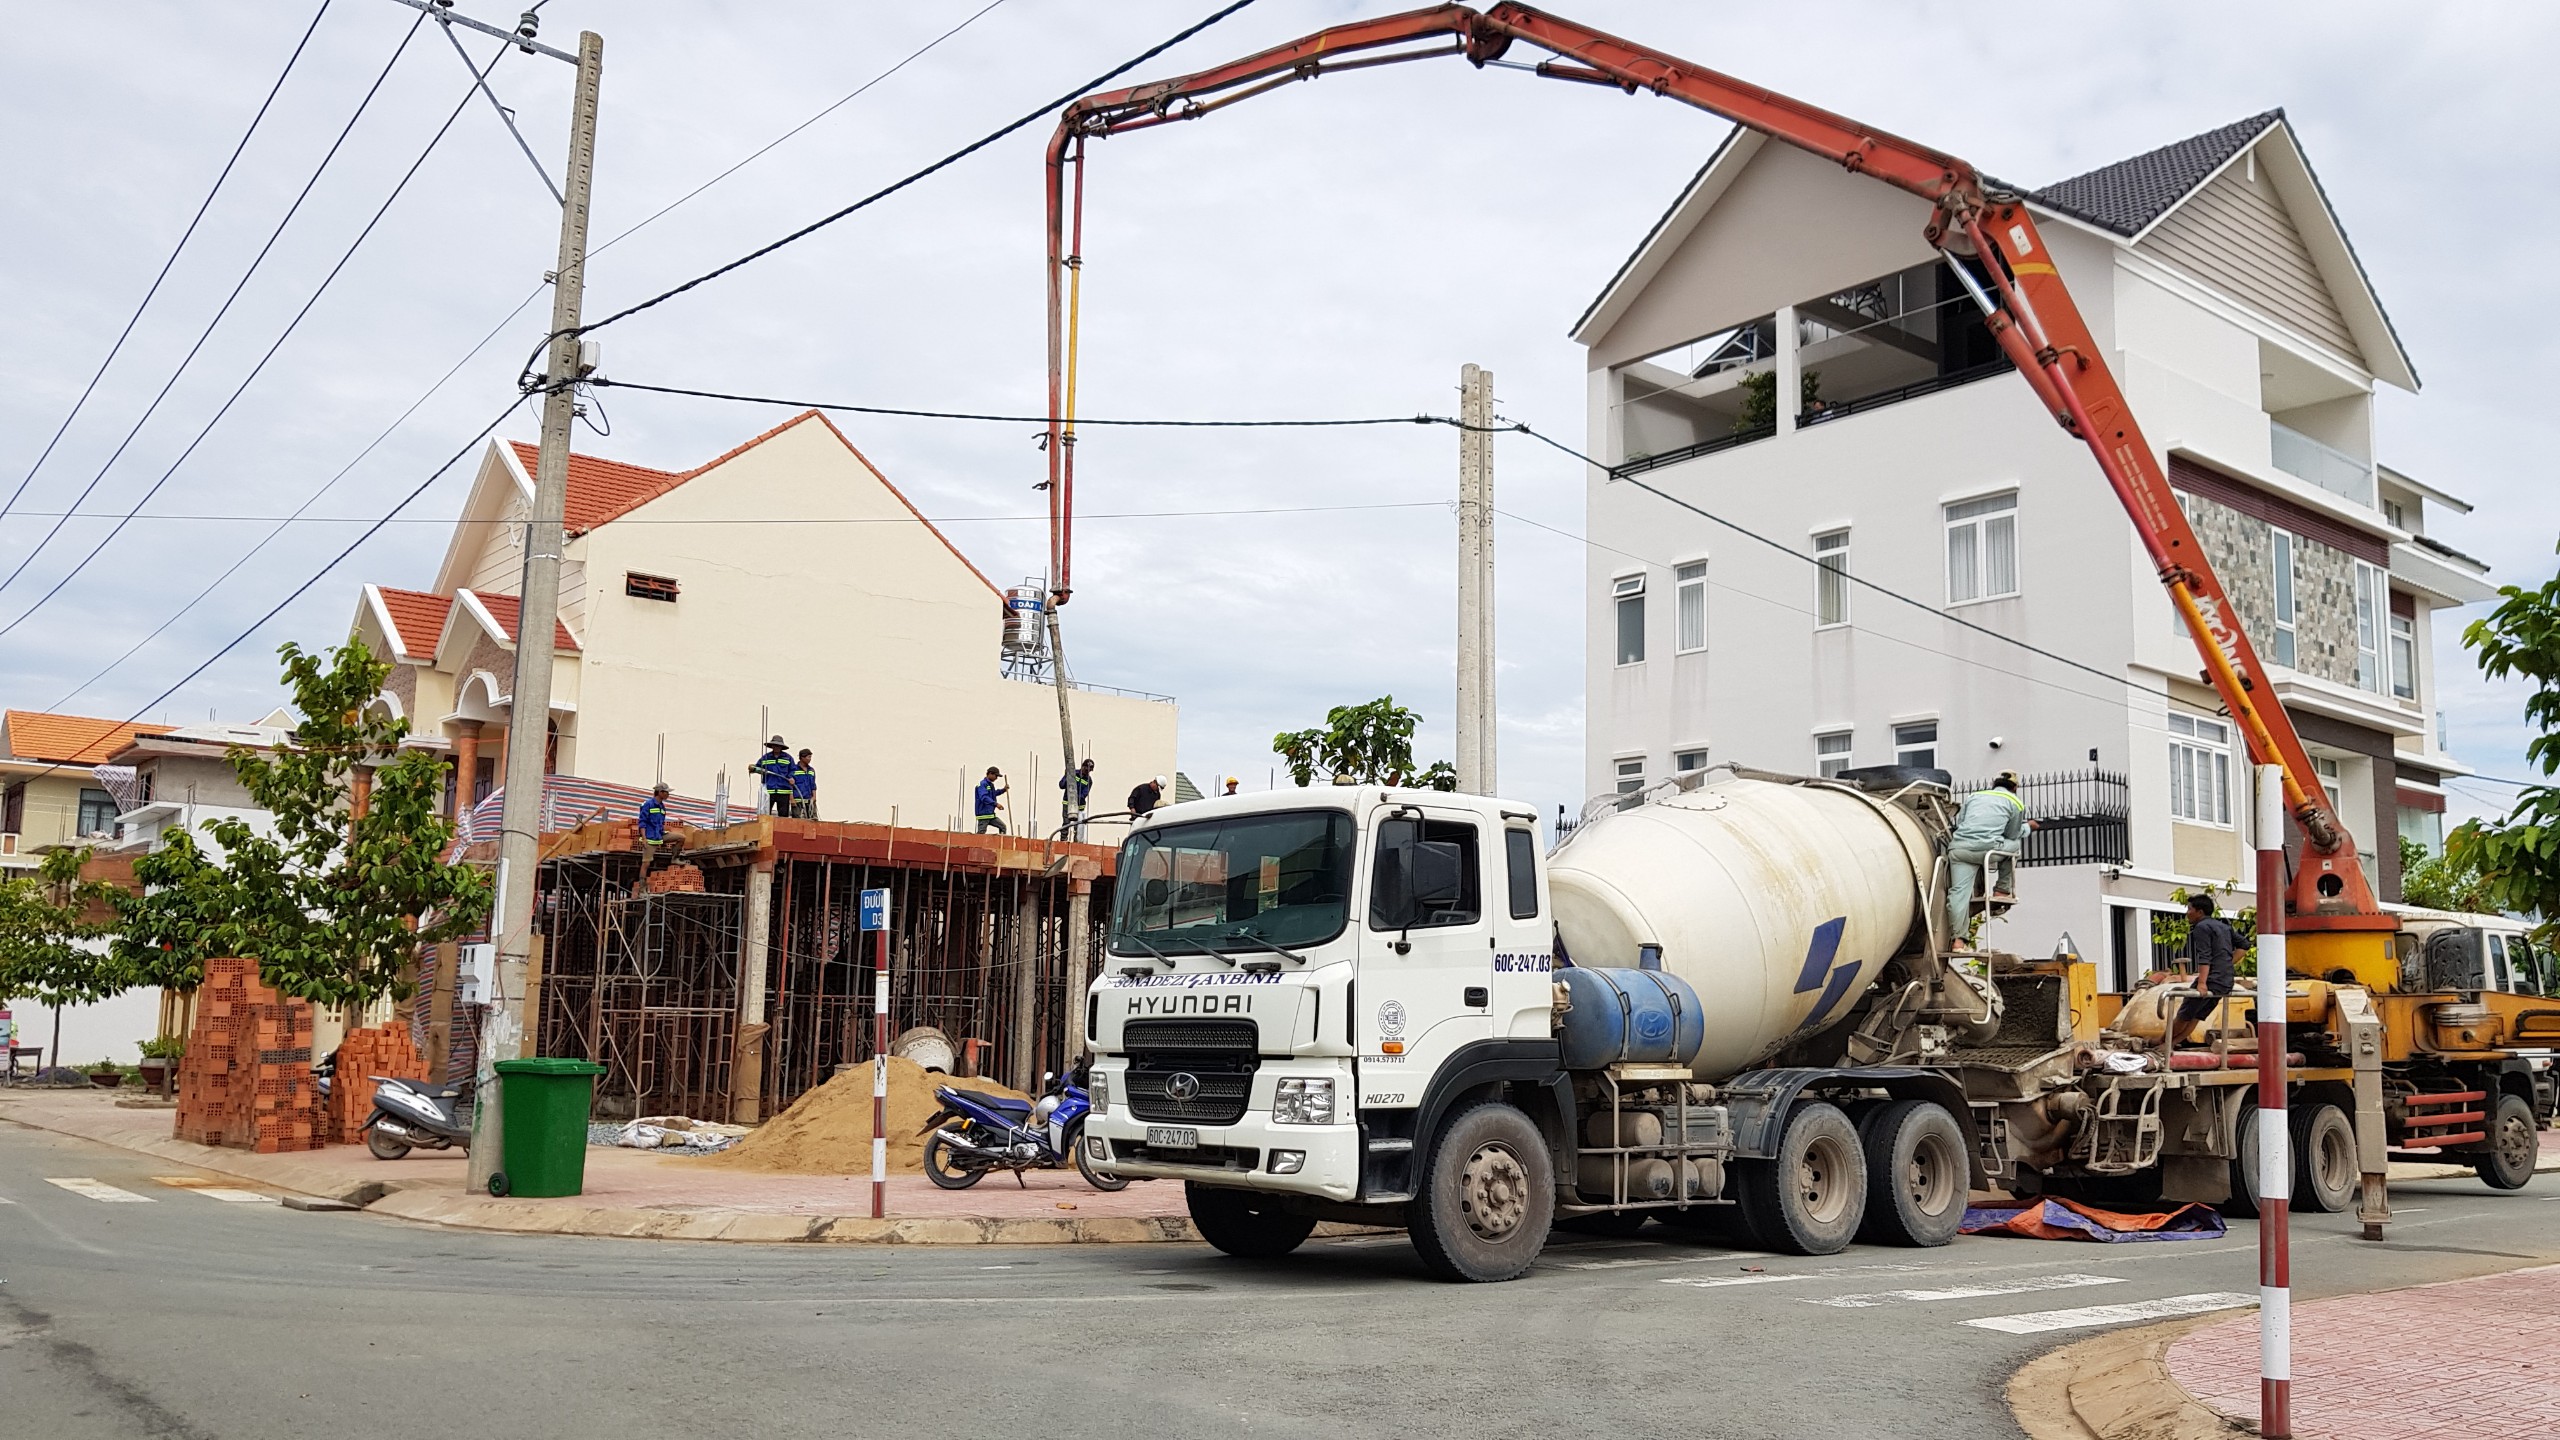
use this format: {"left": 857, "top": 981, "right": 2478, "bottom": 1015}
{"left": 1806, "top": 1272, "right": 2127, "bottom": 1309}
{"left": 193, "top": 1188, "right": 278, "bottom": 1204}
{"left": 1962, "top": 1292, "right": 2256, "bottom": 1335}
{"left": 45, "top": 1177, "right": 153, "bottom": 1203}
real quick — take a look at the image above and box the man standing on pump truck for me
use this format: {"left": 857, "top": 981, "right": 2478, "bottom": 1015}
{"left": 2175, "top": 893, "right": 2240, "bottom": 1047}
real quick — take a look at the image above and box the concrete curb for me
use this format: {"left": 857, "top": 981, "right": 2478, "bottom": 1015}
{"left": 2007, "top": 1312, "right": 2246, "bottom": 1440}
{"left": 3, "top": 1102, "right": 1220, "bottom": 1245}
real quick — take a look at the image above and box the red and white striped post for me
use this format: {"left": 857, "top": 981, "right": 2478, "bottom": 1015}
{"left": 861, "top": 887, "right": 891, "bottom": 1220}
{"left": 2253, "top": 763, "right": 2292, "bottom": 1439}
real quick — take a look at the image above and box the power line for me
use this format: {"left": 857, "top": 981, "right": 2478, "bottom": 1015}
{"left": 562, "top": 0, "right": 1263, "bottom": 346}
{"left": 588, "top": 377, "right": 1441, "bottom": 429}
{"left": 11, "top": 397, "right": 529, "bottom": 790}
{"left": 0, "top": 0, "right": 338, "bottom": 524}
{"left": 0, "top": 24, "right": 515, "bottom": 642}
{"left": 586, "top": 0, "right": 1014, "bottom": 263}
{"left": 17, "top": 500, "right": 1448, "bottom": 528}
{"left": 0, "top": 4, "right": 428, "bottom": 600}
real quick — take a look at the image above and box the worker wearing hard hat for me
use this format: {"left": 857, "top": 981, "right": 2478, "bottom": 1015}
{"left": 1127, "top": 775, "right": 1166, "bottom": 818}
{"left": 975, "top": 767, "right": 1009, "bottom": 834}
{"left": 1943, "top": 771, "right": 2031, "bottom": 953}
{"left": 1222, "top": 776, "right": 1240, "bottom": 796}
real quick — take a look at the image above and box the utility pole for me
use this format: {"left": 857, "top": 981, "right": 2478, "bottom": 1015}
{"left": 1455, "top": 364, "right": 1497, "bottom": 796}
{"left": 469, "top": 26, "right": 602, "bottom": 1195}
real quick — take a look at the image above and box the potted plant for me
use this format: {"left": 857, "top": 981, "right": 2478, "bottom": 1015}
{"left": 87, "top": 1058, "right": 125, "bottom": 1089}
{"left": 136, "top": 1036, "right": 182, "bottom": 1095}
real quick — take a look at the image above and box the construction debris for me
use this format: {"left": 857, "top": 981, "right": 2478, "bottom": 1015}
{"left": 698, "top": 1056, "right": 1023, "bottom": 1176}
{"left": 608, "top": 1115, "right": 751, "bottom": 1153}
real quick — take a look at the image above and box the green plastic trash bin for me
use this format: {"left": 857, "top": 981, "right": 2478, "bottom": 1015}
{"left": 491, "top": 1057, "right": 606, "bottom": 1198}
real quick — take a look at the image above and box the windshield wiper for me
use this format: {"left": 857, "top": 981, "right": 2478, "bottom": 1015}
{"left": 1225, "top": 933, "right": 1308, "bottom": 966}
{"left": 1120, "top": 934, "right": 1178, "bottom": 968}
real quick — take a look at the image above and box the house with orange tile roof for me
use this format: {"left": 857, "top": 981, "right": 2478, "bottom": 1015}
{"left": 0, "top": 710, "right": 174, "bottom": 867}
{"left": 348, "top": 410, "right": 1177, "bottom": 829}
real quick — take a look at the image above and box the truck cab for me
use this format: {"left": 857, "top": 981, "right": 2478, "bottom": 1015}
{"left": 1083, "top": 787, "right": 1556, "bottom": 1214}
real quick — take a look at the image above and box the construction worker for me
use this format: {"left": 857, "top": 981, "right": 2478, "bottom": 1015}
{"left": 1128, "top": 774, "right": 1165, "bottom": 818}
{"left": 638, "top": 784, "right": 670, "bottom": 872}
{"left": 1943, "top": 771, "right": 2030, "bottom": 953}
{"left": 1222, "top": 776, "right": 1240, "bottom": 796}
{"left": 1061, "top": 757, "right": 1095, "bottom": 814}
{"left": 975, "top": 766, "right": 1008, "bottom": 834}
{"left": 792, "top": 749, "right": 818, "bottom": 819}
{"left": 753, "top": 736, "right": 795, "bottom": 816}
{"left": 2174, "top": 893, "right": 2239, "bottom": 1047}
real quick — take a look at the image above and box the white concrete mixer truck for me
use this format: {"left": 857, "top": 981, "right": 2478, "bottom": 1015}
{"left": 1077, "top": 764, "right": 2468, "bottom": 1283}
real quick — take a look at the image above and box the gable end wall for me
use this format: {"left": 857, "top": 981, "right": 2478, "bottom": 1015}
{"left": 2137, "top": 163, "right": 2361, "bottom": 362}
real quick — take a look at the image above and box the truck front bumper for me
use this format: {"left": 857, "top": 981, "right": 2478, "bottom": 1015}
{"left": 1086, "top": 1062, "right": 1362, "bottom": 1202}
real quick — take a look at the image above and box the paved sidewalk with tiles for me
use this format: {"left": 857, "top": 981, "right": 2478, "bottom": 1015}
{"left": 2165, "top": 1262, "right": 2560, "bottom": 1439}
{"left": 0, "top": 1088, "right": 1193, "bottom": 1244}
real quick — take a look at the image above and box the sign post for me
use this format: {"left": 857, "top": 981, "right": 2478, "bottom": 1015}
{"left": 2253, "top": 764, "right": 2292, "bottom": 1440}
{"left": 859, "top": 888, "right": 890, "bottom": 1219}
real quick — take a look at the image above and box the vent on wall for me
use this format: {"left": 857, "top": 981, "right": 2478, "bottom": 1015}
{"left": 625, "top": 571, "right": 679, "bottom": 602}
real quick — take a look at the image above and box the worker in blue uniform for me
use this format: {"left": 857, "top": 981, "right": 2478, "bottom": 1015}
{"left": 792, "top": 749, "right": 818, "bottom": 819}
{"left": 638, "top": 783, "right": 670, "bottom": 871}
{"left": 975, "top": 766, "right": 1008, "bottom": 834}
{"left": 753, "top": 736, "right": 795, "bottom": 816}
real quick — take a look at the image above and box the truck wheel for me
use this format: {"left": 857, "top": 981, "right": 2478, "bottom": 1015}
{"left": 1408, "top": 1101, "right": 1555, "bottom": 1283}
{"left": 1855, "top": 1100, "right": 1967, "bottom": 1247}
{"left": 1736, "top": 1102, "right": 1866, "bottom": 1256}
{"left": 1186, "top": 1183, "right": 1316, "bottom": 1259}
{"left": 2476, "top": 1093, "right": 2539, "bottom": 1191}
{"left": 2224, "top": 1101, "right": 2263, "bottom": 1219}
{"left": 2290, "top": 1104, "right": 2356, "bottom": 1213}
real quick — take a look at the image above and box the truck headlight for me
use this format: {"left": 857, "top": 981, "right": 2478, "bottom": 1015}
{"left": 1089, "top": 1070, "right": 1109, "bottom": 1113}
{"left": 1272, "top": 1077, "right": 1334, "bottom": 1126}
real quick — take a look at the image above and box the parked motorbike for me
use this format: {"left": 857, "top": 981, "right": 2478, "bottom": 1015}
{"left": 364, "top": 1076, "right": 474, "bottom": 1159}
{"left": 920, "top": 1067, "right": 1125, "bottom": 1192}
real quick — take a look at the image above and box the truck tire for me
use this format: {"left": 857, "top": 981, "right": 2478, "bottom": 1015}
{"left": 1735, "top": 1101, "right": 1866, "bottom": 1256}
{"left": 2476, "top": 1092, "right": 2539, "bottom": 1191}
{"left": 1855, "top": 1099, "right": 1966, "bottom": 1247}
{"left": 2224, "top": 1101, "right": 2264, "bottom": 1219}
{"left": 2290, "top": 1104, "right": 2356, "bottom": 1213}
{"left": 1408, "top": 1101, "right": 1555, "bottom": 1283}
{"left": 1186, "top": 1183, "right": 1316, "bottom": 1258}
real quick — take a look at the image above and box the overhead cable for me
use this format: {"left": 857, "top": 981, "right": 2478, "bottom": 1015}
{"left": 588, "top": 377, "right": 1437, "bottom": 429}
{"left": 559, "top": 0, "right": 1262, "bottom": 346}
{"left": 0, "top": 0, "right": 338, "bottom": 524}
{"left": 0, "top": 26, "right": 514, "bottom": 642}
{"left": 0, "top": 4, "right": 427, "bottom": 600}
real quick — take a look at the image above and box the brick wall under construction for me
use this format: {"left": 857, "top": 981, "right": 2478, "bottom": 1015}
{"left": 531, "top": 817, "right": 1115, "bottom": 1124}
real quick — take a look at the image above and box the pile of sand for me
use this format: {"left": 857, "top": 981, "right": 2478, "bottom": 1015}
{"left": 699, "top": 1056, "right": 1027, "bottom": 1175}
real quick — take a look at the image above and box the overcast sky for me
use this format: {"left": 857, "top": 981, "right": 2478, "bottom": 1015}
{"left": 5, "top": 0, "right": 2551, "bottom": 832}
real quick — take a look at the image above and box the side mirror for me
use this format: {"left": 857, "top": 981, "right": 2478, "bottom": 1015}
{"left": 1041, "top": 1070, "right": 1059, "bottom": 1094}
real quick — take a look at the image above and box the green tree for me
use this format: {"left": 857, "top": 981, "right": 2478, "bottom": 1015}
{"left": 2398, "top": 835, "right": 2494, "bottom": 914}
{"left": 167, "top": 639, "right": 490, "bottom": 1008}
{"left": 108, "top": 829, "right": 228, "bottom": 993}
{"left": 1273, "top": 696, "right": 1457, "bottom": 791}
{"left": 2446, "top": 563, "right": 2560, "bottom": 939}
{"left": 0, "top": 847, "right": 126, "bottom": 1066}
{"left": 2148, "top": 882, "right": 2259, "bottom": 978}
{"left": 1733, "top": 367, "right": 1822, "bottom": 434}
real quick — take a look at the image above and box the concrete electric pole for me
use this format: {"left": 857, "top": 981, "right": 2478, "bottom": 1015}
{"left": 469, "top": 26, "right": 602, "bottom": 1195}
{"left": 1454, "top": 364, "right": 1497, "bottom": 796}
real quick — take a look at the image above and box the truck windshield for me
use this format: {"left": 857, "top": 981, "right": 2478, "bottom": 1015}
{"left": 1110, "top": 810, "right": 1355, "bottom": 955}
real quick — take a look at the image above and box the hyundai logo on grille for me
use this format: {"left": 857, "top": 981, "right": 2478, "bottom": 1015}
{"left": 1163, "top": 1072, "right": 1202, "bottom": 1102}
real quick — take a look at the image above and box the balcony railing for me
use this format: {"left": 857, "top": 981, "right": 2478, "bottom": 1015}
{"left": 1955, "top": 767, "right": 2131, "bottom": 868}
{"left": 2269, "top": 422, "right": 2376, "bottom": 509}
{"left": 1611, "top": 422, "right": 1774, "bottom": 479}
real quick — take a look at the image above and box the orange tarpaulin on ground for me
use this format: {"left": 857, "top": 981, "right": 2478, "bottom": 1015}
{"left": 1961, "top": 1195, "right": 2227, "bottom": 1242}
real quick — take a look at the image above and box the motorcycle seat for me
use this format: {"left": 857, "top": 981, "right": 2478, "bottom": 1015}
{"left": 386, "top": 1080, "right": 465, "bottom": 1100}
{"left": 948, "top": 1089, "right": 1034, "bottom": 1119}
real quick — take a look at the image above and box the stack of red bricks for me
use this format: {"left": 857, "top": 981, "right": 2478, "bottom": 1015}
{"left": 324, "top": 1022, "right": 427, "bottom": 1144}
{"left": 171, "top": 956, "right": 325, "bottom": 1153}
{"left": 644, "top": 861, "right": 706, "bottom": 894}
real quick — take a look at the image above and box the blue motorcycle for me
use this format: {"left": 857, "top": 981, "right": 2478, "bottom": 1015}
{"left": 920, "top": 1066, "right": 1127, "bottom": 1192}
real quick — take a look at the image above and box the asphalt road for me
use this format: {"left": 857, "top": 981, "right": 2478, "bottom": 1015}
{"left": 4, "top": 1119, "right": 2556, "bottom": 1440}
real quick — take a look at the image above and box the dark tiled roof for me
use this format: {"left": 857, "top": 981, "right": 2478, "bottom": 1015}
{"left": 2030, "top": 110, "right": 2284, "bottom": 236}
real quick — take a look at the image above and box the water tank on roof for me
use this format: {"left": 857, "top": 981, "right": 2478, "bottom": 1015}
{"left": 1002, "top": 585, "right": 1046, "bottom": 654}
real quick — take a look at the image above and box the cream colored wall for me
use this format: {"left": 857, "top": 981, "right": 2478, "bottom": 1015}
{"left": 7, "top": 774, "right": 103, "bottom": 848}
{"left": 561, "top": 416, "right": 1176, "bottom": 827}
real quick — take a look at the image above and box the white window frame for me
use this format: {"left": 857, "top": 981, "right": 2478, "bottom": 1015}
{"left": 2352, "top": 560, "right": 2386, "bottom": 693}
{"left": 1612, "top": 572, "right": 1647, "bottom": 667}
{"left": 1674, "top": 747, "right": 1711, "bottom": 775}
{"left": 1814, "top": 528, "right": 1850, "bottom": 628}
{"left": 1944, "top": 491, "right": 2018, "bottom": 606}
{"left": 1814, "top": 729, "right": 1853, "bottom": 779}
{"left": 2388, "top": 609, "right": 2416, "bottom": 701}
{"left": 1614, "top": 756, "right": 1646, "bottom": 797}
{"left": 2270, "top": 529, "right": 2297, "bottom": 668}
{"left": 2167, "top": 712, "right": 2232, "bottom": 827}
{"left": 2312, "top": 754, "right": 2343, "bottom": 814}
{"left": 1892, "top": 719, "right": 1937, "bottom": 770}
{"left": 1674, "top": 560, "right": 1708, "bottom": 654}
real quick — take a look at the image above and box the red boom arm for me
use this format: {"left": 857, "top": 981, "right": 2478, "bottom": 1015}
{"left": 1038, "top": 2, "right": 2382, "bottom": 928}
